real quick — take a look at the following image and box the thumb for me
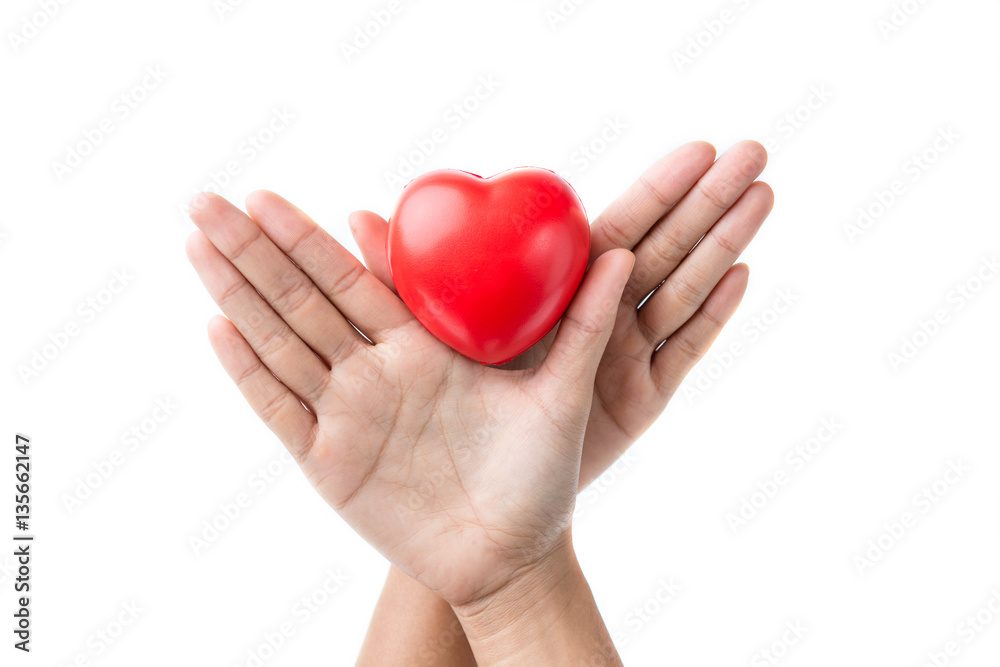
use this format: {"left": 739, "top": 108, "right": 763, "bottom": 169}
{"left": 347, "top": 210, "right": 396, "bottom": 293}
{"left": 539, "top": 248, "right": 634, "bottom": 389}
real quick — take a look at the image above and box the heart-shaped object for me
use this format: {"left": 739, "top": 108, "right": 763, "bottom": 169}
{"left": 387, "top": 168, "right": 590, "bottom": 365}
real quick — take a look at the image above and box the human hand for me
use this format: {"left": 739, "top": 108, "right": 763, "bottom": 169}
{"left": 352, "top": 141, "right": 772, "bottom": 666}
{"left": 186, "top": 190, "right": 633, "bottom": 609}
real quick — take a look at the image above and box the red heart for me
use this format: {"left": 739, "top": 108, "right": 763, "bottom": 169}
{"left": 387, "top": 168, "right": 591, "bottom": 365}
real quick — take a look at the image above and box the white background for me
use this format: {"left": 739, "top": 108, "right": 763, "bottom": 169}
{"left": 2, "top": 0, "right": 999, "bottom": 665}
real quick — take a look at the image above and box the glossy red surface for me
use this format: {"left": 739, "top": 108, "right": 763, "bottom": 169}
{"left": 387, "top": 168, "right": 591, "bottom": 365}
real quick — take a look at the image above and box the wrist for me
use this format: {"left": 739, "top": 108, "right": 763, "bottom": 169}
{"left": 451, "top": 532, "right": 621, "bottom": 666}
{"left": 357, "top": 566, "right": 474, "bottom": 667}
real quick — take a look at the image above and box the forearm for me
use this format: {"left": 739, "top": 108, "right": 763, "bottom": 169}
{"left": 356, "top": 565, "right": 476, "bottom": 666}
{"left": 452, "top": 534, "right": 622, "bottom": 667}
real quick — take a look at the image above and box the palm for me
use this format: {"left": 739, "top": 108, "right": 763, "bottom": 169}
{"left": 350, "top": 140, "right": 773, "bottom": 485}
{"left": 302, "top": 330, "right": 581, "bottom": 604}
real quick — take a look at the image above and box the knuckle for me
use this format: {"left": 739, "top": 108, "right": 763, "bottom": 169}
{"left": 234, "top": 359, "right": 262, "bottom": 386}
{"left": 673, "top": 332, "right": 702, "bottom": 361}
{"left": 228, "top": 228, "right": 263, "bottom": 262}
{"left": 695, "top": 179, "right": 730, "bottom": 211}
{"left": 565, "top": 311, "right": 606, "bottom": 339}
{"left": 600, "top": 209, "right": 636, "bottom": 249}
{"left": 288, "top": 225, "right": 317, "bottom": 257}
{"left": 217, "top": 279, "right": 248, "bottom": 308}
{"left": 257, "top": 393, "right": 286, "bottom": 424}
{"left": 273, "top": 276, "right": 313, "bottom": 316}
{"left": 639, "top": 174, "right": 674, "bottom": 207}
{"left": 712, "top": 232, "right": 743, "bottom": 257}
{"left": 255, "top": 325, "right": 289, "bottom": 359}
{"left": 666, "top": 273, "right": 704, "bottom": 310}
{"left": 647, "top": 230, "right": 687, "bottom": 266}
{"left": 329, "top": 262, "right": 366, "bottom": 299}
{"left": 700, "top": 305, "right": 727, "bottom": 328}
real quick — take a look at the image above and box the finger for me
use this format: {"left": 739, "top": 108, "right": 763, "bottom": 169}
{"left": 590, "top": 141, "right": 716, "bottom": 259}
{"left": 245, "top": 191, "right": 413, "bottom": 341}
{"left": 539, "top": 249, "right": 635, "bottom": 391}
{"left": 189, "top": 192, "right": 362, "bottom": 365}
{"left": 186, "top": 231, "right": 330, "bottom": 408}
{"left": 348, "top": 210, "right": 395, "bottom": 292}
{"left": 652, "top": 263, "right": 749, "bottom": 393}
{"left": 206, "top": 315, "right": 317, "bottom": 459}
{"left": 638, "top": 181, "right": 772, "bottom": 342}
{"left": 625, "top": 140, "right": 767, "bottom": 305}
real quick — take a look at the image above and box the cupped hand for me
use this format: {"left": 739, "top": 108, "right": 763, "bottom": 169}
{"left": 349, "top": 140, "right": 773, "bottom": 486}
{"left": 186, "top": 191, "right": 634, "bottom": 607}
